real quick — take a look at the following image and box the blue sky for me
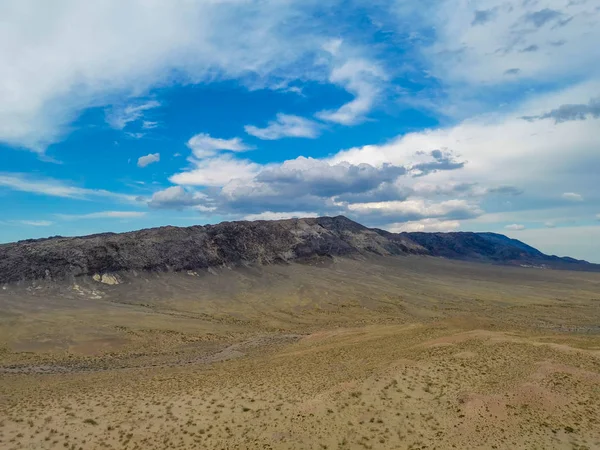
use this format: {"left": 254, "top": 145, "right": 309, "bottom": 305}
{"left": 1, "top": 0, "right": 599, "bottom": 262}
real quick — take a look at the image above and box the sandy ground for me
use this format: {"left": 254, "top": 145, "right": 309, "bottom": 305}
{"left": 1, "top": 256, "right": 599, "bottom": 449}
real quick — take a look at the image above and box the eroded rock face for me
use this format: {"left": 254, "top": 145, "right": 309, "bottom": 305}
{"left": 0, "top": 216, "right": 423, "bottom": 284}
{"left": 0, "top": 216, "right": 597, "bottom": 284}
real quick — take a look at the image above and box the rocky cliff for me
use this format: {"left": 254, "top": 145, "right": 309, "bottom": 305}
{"left": 1, "top": 216, "right": 597, "bottom": 284}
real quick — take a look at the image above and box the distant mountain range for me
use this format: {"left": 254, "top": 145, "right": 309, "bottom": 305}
{"left": 1, "top": 216, "right": 598, "bottom": 284}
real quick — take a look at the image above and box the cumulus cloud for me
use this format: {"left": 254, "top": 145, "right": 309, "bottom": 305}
{"left": 346, "top": 199, "right": 483, "bottom": 223}
{"left": 522, "top": 97, "right": 600, "bottom": 123}
{"left": 187, "top": 134, "right": 252, "bottom": 159}
{"left": 155, "top": 156, "right": 425, "bottom": 223}
{"left": 56, "top": 211, "right": 146, "bottom": 220}
{"left": 156, "top": 84, "right": 600, "bottom": 230}
{"left": 106, "top": 101, "right": 160, "bottom": 130}
{"left": 255, "top": 157, "right": 406, "bottom": 198}
{"left": 137, "top": 153, "right": 160, "bottom": 168}
{"left": 329, "top": 84, "right": 600, "bottom": 199}
{"left": 505, "top": 224, "right": 525, "bottom": 230}
{"left": 410, "top": 150, "right": 466, "bottom": 177}
{"left": 245, "top": 114, "right": 321, "bottom": 140}
{"left": 148, "top": 186, "right": 210, "bottom": 210}
{"left": 211, "top": 159, "right": 411, "bottom": 218}
{"left": 562, "top": 192, "right": 583, "bottom": 202}
{"left": 334, "top": 182, "right": 412, "bottom": 204}
{"left": 171, "top": 154, "right": 260, "bottom": 187}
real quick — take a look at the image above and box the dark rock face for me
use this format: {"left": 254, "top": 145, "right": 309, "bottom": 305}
{"left": 401, "top": 232, "right": 544, "bottom": 261}
{"left": 0, "top": 216, "right": 597, "bottom": 284}
{"left": 0, "top": 216, "right": 423, "bottom": 284}
{"left": 402, "top": 231, "right": 597, "bottom": 271}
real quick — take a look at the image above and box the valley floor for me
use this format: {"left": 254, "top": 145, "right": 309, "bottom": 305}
{"left": 1, "top": 256, "right": 599, "bottom": 449}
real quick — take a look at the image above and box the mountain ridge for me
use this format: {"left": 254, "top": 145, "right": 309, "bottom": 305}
{"left": 1, "top": 215, "right": 598, "bottom": 284}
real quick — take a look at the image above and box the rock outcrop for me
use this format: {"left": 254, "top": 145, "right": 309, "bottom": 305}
{"left": 1, "top": 216, "right": 597, "bottom": 284}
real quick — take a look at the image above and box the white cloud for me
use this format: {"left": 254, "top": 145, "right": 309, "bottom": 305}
{"left": 126, "top": 132, "right": 146, "bottom": 139}
{"left": 0, "top": 1, "right": 353, "bottom": 152}
{"left": 150, "top": 80, "right": 599, "bottom": 251}
{"left": 13, "top": 220, "right": 54, "bottom": 227}
{"left": 243, "top": 211, "right": 318, "bottom": 221}
{"left": 388, "top": 218, "right": 460, "bottom": 233}
{"left": 244, "top": 114, "right": 321, "bottom": 140}
{"left": 2, "top": 0, "right": 598, "bottom": 153}
{"left": 137, "top": 153, "right": 160, "bottom": 168}
{"left": 187, "top": 133, "right": 252, "bottom": 159}
{"left": 505, "top": 224, "right": 525, "bottom": 231}
{"left": 170, "top": 154, "right": 260, "bottom": 187}
{"left": 329, "top": 83, "right": 600, "bottom": 204}
{"left": 423, "top": 0, "right": 600, "bottom": 87}
{"left": 316, "top": 57, "right": 387, "bottom": 125}
{"left": 56, "top": 211, "right": 146, "bottom": 220}
{"left": 255, "top": 157, "right": 406, "bottom": 198}
{"left": 346, "top": 198, "right": 482, "bottom": 221}
{"left": 562, "top": 192, "right": 583, "bottom": 202}
{"left": 544, "top": 221, "right": 556, "bottom": 228}
{"left": 0, "top": 173, "right": 138, "bottom": 203}
{"left": 148, "top": 186, "right": 210, "bottom": 210}
{"left": 142, "top": 120, "right": 158, "bottom": 130}
{"left": 106, "top": 100, "right": 160, "bottom": 130}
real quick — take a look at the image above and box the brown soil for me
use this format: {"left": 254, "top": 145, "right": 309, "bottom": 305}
{"left": 1, "top": 256, "right": 599, "bottom": 449}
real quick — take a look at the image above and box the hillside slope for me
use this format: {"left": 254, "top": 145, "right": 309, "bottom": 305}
{"left": 0, "top": 216, "right": 423, "bottom": 284}
{"left": 403, "top": 231, "right": 597, "bottom": 271}
{"left": 1, "top": 216, "right": 597, "bottom": 284}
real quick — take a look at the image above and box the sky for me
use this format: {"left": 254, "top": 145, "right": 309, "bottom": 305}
{"left": 1, "top": 0, "right": 599, "bottom": 263}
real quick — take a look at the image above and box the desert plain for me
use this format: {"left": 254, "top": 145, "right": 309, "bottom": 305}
{"left": 1, "top": 255, "right": 599, "bottom": 449}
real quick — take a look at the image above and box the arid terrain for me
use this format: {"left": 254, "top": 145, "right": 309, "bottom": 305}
{"left": 1, "top": 254, "right": 599, "bottom": 449}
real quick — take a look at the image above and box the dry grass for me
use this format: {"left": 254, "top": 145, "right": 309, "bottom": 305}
{"left": 1, "top": 256, "right": 599, "bottom": 449}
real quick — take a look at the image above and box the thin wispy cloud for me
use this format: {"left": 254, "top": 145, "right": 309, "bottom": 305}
{"left": 0, "top": 173, "right": 138, "bottom": 203}
{"left": 187, "top": 134, "right": 253, "bottom": 159}
{"left": 106, "top": 101, "right": 160, "bottom": 130}
{"left": 562, "top": 192, "right": 583, "bottom": 202}
{"left": 12, "top": 220, "right": 54, "bottom": 227}
{"left": 55, "top": 211, "right": 146, "bottom": 220}
{"left": 245, "top": 114, "right": 321, "bottom": 140}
